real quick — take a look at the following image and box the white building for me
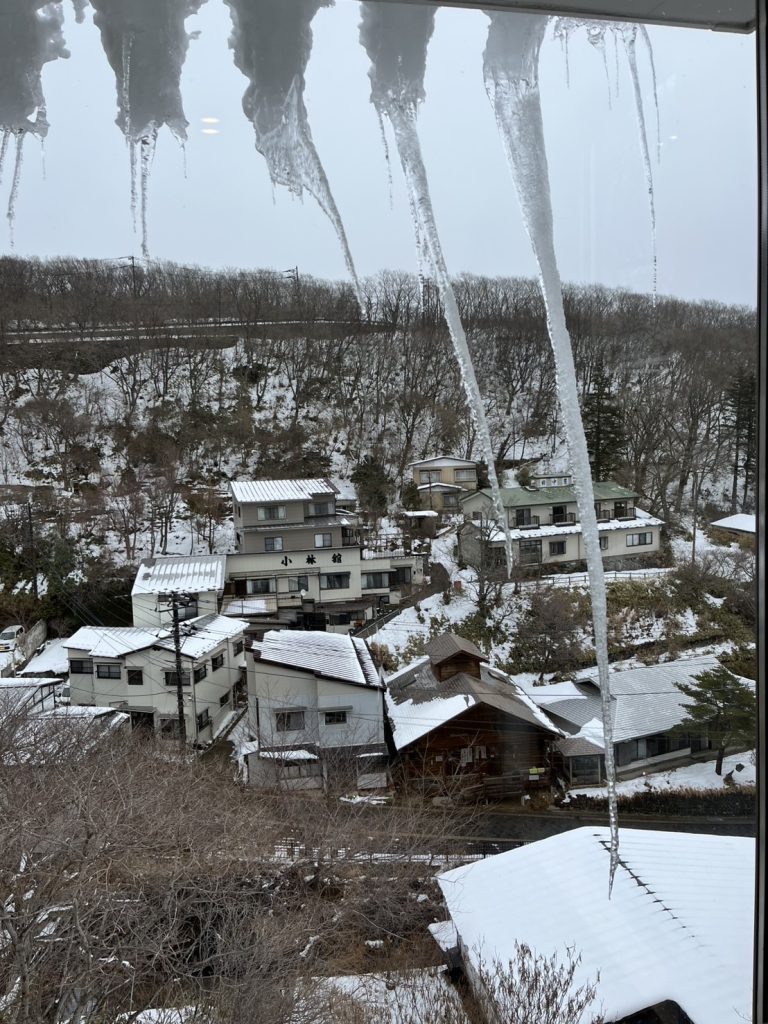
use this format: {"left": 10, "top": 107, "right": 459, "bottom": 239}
{"left": 131, "top": 554, "right": 228, "bottom": 629}
{"left": 64, "top": 614, "right": 248, "bottom": 744}
{"left": 228, "top": 477, "right": 423, "bottom": 633}
{"left": 437, "top": 827, "right": 753, "bottom": 1024}
{"left": 247, "top": 629, "right": 387, "bottom": 790}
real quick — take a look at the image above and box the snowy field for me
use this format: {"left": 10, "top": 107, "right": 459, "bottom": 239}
{"left": 570, "top": 750, "right": 755, "bottom": 797}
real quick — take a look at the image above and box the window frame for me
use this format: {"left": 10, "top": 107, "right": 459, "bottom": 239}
{"left": 95, "top": 663, "right": 121, "bottom": 679}
{"left": 320, "top": 572, "right": 351, "bottom": 590}
{"left": 211, "top": 653, "right": 225, "bottom": 671}
{"left": 257, "top": 505, "right": 286, "bottom": 521}
{"left": 275, "top": 709, "right": 305, "bottom": 732}
{"left": 70, "top": 658, "right": 93, "bottom": 674}
{"left": 324, "top": 710, "right": 348, "bottom": 725}
{"left": 314, "top": 532, "right": 333, "bottom": 548}
{"left": 264, "top": 535, "right": 284, "bottom": 552}
{"left": 127, "top": 668, "right": 144, "bottom": 686}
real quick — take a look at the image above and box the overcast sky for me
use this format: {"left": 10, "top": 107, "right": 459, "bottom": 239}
{"left": 1, "top": 1, "right": 757, "bottom": 307}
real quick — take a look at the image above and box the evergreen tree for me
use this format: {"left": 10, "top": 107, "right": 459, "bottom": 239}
{"left": 673, "top": 664, "right": 756, "bottom": 775}
{"left": 725, "top": 368, "right": 757, "bottom": 513}
{"left": 582, "top": 361, "right": 626, "bottom": 482}
{"left": 351, "top": 455, "right": 391, "bottom": 521}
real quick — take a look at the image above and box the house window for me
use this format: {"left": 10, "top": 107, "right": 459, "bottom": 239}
{"left": 320, "top": 573, "right": 350, "bottom": 590}
{"left": 96, "top": 664, "right": 121, "bottom": 679}
{"left": 392, "top": 566, "right": 412, "bottom": 585}
{"left": 194, "top": 664, "right": 208, "bottom": 683}
{"left": 324, "top": 710, "right": 348, "bottom": 725}
{"left": 443, "top": 493, "right": 459, "bottom": 508}
{"left": 599, "top": 536, "right": 609, "bottom": 551}
{"left": 518, "top": 539, "right": 542, "bottom": 565}
{"left": 70, "top": 659, "right": 93, "bottom": 674}
{"left": 275, "top": 710, "right": 305, "bottom": 732}
{"left": 315, "top": 532, "right": 333, "bottom": 547}
{"left": 127, "top": 669, "right": 144, "bottom": 686}
{"left": 164, "top": 670, "right": 191, "bottom": 687}
{"left": 288, "top": 575, "right": 309, "bottom": 592}
{"left": 233, "top": 639, "right": 244, "bottom": 656}
{"left": 196, "top": 708, "right": 210, "bottom": 732}
{"left": 363, "top": 572, "right": 390, "bottom": 589}
{"left": 264, "top": 536, "right": 283, "bottom": 552}
{"left": 257, "top": 505, "right": 286, "bottom": 521}
{"left": 626, "top": 532, "right": 653, "bottom": 547}
{"left": 219, "top": 690, "right": 231, "bottom": 707}
{"left": 248, "top": 577, "right": 276, "bottom": 594}
{"left": 454, "top": 468, "right": 476, "bottom": 482}
{"left": 419, "top": 469, "right": 442, "bottom": 483}
{"left": 308, "top": 501, "right": 333, "bottom": 516}
{"left": 513, "top": 507, "right": 534, "bottom": 527}
{"left": 212, "top": 653, "right": 224, "bottom": 671}
{"left": 549, "top": 541, "right": 566, "bottom": 556}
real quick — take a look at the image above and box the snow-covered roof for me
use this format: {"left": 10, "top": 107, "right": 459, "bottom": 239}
{"left": 131, "top": 554, "right": 227, "bottom": 597}
{"left": 155, "top": 614, "right": 248, "bottom": 660}
{"left": 20, "top": 638, "right": 70, "bottom": 677}
{"left": 64, "top": 627, "right": 166, "bottom": 658}
{"left": 425, "top": 632, "right": 485, "bottom": 665}
{"left": 437, "top": 827, "right": 753, "bottom": 1024}
{"left": 230, "top": 478, "right": 337, "bottom": 504}
{"left": 223, "top": 597, "right": 275, "bottom": 616}
{"left": 65, "top": 616, "right": 247, "bottom": 662}
{"left": 385, "top": 661, "right": 562, "bottom": 751}
{"left": 711, "top": 513, "right": 756, "bottom": 534}
{"left": 486, "top": 511, "right": 665, "bottom": 544}
{"left": 402, "top": 509, "right": 439, "bottom": 518}
{"left": 408, "top": 455, "right": 477, "bottom": 468}
{"left": 257, "top": 748, "right": 318, "bottom": 762}
{"left": 252, "top": 630, "right": 381, "bottom": 689}
{"left": 417, "top": 482, "right": 464, "bottom": 493}
{"left": 465, "top": 480, "right": 639, "bottom": 508}
{"left": 521, "top": 655, "right": 723, "bottom": 747}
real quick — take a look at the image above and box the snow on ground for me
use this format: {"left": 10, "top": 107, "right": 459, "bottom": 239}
{"left": 570, "top": 750, "right": 755, "bottom": 797}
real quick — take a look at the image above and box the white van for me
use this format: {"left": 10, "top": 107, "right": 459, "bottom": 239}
{"left": 0, "top": 624, "right": 26, "bottom": 653}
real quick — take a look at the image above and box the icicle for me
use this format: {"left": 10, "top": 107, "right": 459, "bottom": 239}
{"left": 7, "top": 132, "right": 26, "bottom": 249}
{"left": 129, "top": 138, "right": 138, "bottom": 231}
{"left": 587, "top": 23, "right": 612, "bottom": 109}
{"left": 226, "top": 0, "right": 364, "bottom": 311}
{"left": 483, "top": 10, "right": 619, "bottom": 891}
{"left": 139, "top": 130, "right": 157, "bottom": 260}
{"left": 360, "top": 4, "right": 514, "bottom": 577}
{"left": 91, "top": 1, "right": 204, "bottom": 257}
{"left": 121, "top": 31, "right": 133, "bottom": 138}
{"left": 619, "top": 24, "right": 657, "bottom": 302}
{"left": 376, "top": 109, "right": 394, "bottom": 208}
{"left": 613, "top": 27, "right": 621, "bottom": 99}
{"left": 39, "top": 136, "right": 46, "bottom": 181}
{"left": 639, "top": 25, "right": 661, "bottom": 164}
{"left": 0, "top": 129, "right": 10, "bottom": 185}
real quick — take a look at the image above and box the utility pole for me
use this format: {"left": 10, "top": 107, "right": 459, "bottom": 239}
{"left": 27, "top": 500, "right": 38, "bottom": 601}
{"left": 169, "top": 593, "right": 190, "bottom": 748}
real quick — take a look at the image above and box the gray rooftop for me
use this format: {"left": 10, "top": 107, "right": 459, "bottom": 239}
{"left": 463, "top": 481, "right": 639, "bottom": 508}
{"left": 425, "top": 633, "right": 486, "bottom": 666}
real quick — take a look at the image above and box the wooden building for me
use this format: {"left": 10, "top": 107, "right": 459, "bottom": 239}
{"left": 384, "top": 634, "right": 563, "bottom": 799}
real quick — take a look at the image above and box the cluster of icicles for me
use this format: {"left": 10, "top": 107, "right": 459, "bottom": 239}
{"left": 0, "top": 0, "right": 663, "bottom": 890}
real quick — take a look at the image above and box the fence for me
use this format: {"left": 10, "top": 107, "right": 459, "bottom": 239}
{"left": 530, "top": 567, "right": 675, "bottom": 590}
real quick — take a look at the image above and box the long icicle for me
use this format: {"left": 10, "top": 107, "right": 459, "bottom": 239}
{"left": 139, "top": 129, "right": 158, "bottom": 260}
{"left": 7, "top": 132, "right": 26, "bottom": 249}
{"left": 640, "top": 24, "right": 662, "bottom": 164}
{"left": 0, "top": 129, "right": 10, "bottom": 186}
{"left": 620, "top": 24, "right": 657, "bottom": 302}
{"left": 483, "top": 10, "right": 619, "bottom": 891}
{"left": 360, "top": 5, "right": 514, "bottom": 577}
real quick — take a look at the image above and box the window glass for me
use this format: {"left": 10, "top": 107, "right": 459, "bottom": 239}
{"left": 314, "top": 533, "right": 333, "bottom": 548}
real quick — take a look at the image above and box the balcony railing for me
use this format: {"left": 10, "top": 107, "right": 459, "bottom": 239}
{"left": 549, "top": 512, "right": 577, "bottom": 526}
{"left": 511, "top": 515, "right": 541, "bottom": 530}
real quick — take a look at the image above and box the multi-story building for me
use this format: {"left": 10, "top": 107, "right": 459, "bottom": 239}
{"left": 227, "top": 478, "right": 423, "bottom": 632}
{"left": 131, "top": 554, "right": 228, "bottom": 629}
{"left": 63, "top": 614, "right": 248, "bottom": 744}
{"left": 408, "top": 456, "right": 479, "bottom": 512}
{"left": 460, "top": 481, "right": 664, "bottom": 570}
{"left": 246, "top": 629, "right": 387, "bottom": 791}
